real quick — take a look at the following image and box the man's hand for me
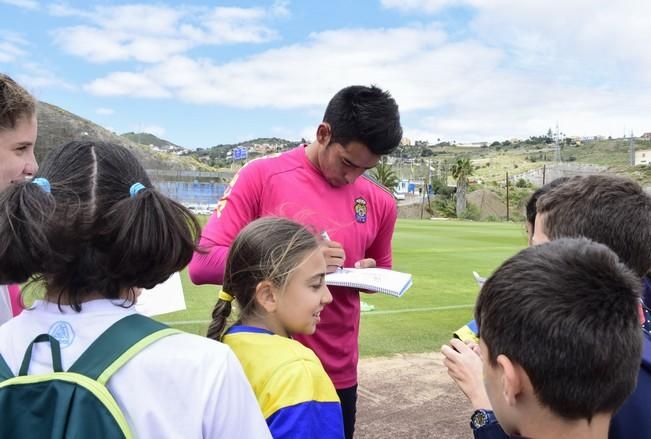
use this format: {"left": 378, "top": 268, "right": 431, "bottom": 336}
{"left": 354, "top": 258, "right": 376, "bottom": 268}
{"left": 322, "top": 240, "right": 346, "bottom": 273}
{"left": 441, "top": 338, "right": 492, "bottom": 410}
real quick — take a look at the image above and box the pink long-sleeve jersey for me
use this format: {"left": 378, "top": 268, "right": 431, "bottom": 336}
{"left": 189, "top": 145, "right": 397, "bottom": 388}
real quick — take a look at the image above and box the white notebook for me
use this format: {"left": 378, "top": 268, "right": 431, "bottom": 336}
{"left": 136, "top": 272, "right": 187, "bottom": 317}
{"left": 325, "top": 268, "right": 413, "bottom": 297}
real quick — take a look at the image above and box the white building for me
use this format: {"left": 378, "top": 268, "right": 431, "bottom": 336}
{"left": 456, "top": 141, "right": 488, "bottom": 148}
{"left": 635, "top": 149, "right": 651, "bottom": 166}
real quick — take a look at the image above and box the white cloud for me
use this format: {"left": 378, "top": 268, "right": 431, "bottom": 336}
{"left": 82, "top": 3, "right": 651, "bottom": 141}
{"left": 0, "top": 41, "right": 26, "bottom": 63}
{"left": 140, "top": 124, "right": 166, "bottom": 137}
{"left": 96, "top": 107, "right": 114, "bottom": 115}
{"left": 12, "top": 62, "right": 75, "bottom": 94}
{"left": 85, "top": 25, "right": 454, "bottom": 109}
{"left": 382, "top": 0, "right": 651, "bottom": 83}
{"left": 271, "top": 0, "right": 291, "bottom": 18}
{"left": 0, "top": 0, "right": 38, "bottom": 10}
{"left": 86, "top": 72, "right": 171, "bottom": 98}
{"left": 0, "top": 31, "right": 28, "bottom": 62}
{"left": 380, "top": 0, "right": 460, "bottom": 13}
{"left": 51, "top": 3, "right": 283, "bottom": 64}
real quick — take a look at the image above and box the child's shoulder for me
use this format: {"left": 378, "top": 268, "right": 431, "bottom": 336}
{"left": 224, "top": 331, "right": 321, "bottom": 369}
{"left": 135, "top": 331, "right": 235, "bottom": 371}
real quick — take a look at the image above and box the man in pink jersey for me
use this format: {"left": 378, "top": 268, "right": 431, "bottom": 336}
{"left": 190, "top": 85, "right": 402, "bottom": 438}
{"left": 0, "top": 74, "right": 38, "bottom": 323}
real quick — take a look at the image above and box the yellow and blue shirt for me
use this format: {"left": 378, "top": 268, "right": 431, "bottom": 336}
{"left": 222, "top": 326, "right": 344, "bottom": 438}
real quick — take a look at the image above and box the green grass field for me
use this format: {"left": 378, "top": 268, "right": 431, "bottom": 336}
{"left": 160, "top": 219, "right": 528, "bottom": 357}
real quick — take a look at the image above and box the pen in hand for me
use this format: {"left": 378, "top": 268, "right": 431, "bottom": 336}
{"left": 320, "top": 231, "right": 345, "bottom": 272}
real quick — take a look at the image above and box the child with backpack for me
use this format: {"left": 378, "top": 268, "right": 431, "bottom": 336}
{"left": 0, "top": 140, "right": 270, "bottom": 438}
{"left": 207, "top": 217, "right": 344, "bottom": 438}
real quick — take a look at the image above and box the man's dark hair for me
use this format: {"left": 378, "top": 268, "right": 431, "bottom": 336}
{"left": 476, "top": 238, "right": 642, "bottom": 420}
{"left": 536, "top": 174, "right": 651, "bottom": 277}
{"left": 323, "top": 85, "right": 402, "bottom": 155}
{"left": 0, "top": 140, "right": 200, "bottom": 311}
{"left": 525, "top": 177, "right": 569, "bottom": 231}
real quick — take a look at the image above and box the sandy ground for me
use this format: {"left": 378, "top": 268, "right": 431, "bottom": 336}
{"left": 356, "top": 352, "right": 474, "bottom": 439}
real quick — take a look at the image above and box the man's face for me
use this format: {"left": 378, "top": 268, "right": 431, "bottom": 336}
{"left": 319, "top": 141, "right": 380, "bottom": 187}
{"left": 0, "top": 114, "right": 38, "bottom": 191}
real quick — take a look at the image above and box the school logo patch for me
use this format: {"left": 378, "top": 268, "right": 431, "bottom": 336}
{"left": 48, "top": 321, "right": 75, "bottom": 348}
{"left": 354, "top": 197, "right": 368, "bottom": 223}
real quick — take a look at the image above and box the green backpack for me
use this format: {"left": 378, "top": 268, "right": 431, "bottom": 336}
{"left": 0, "top": 314, "right": 179, "bottom": 439}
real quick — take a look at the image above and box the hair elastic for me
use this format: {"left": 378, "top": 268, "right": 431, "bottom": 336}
{"left": 129, "top": 182, "right": 146, "bottom": 198}
{"left": 218, "top": 290, "right": 234, "bottom": 303}
{"left": 31, "top": 177, "right": 51, "bottom": 193}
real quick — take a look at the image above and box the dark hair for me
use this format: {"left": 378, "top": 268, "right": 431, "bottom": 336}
{"left": 475, "top": 238, "right": 642, "bottom": 420}
{"left": 0, "top": 140, "right": 200, "bottom": 311}
{"left": 536, "top": 174, "right": 651, "bottom": 277}
{"left": 0, "top": 74, "right": 35, "bottom": 131}
{"left": 323, "top": 85, "right": 402, "bottom": 155}
{"left": 206, "top": 217, "right": 320, "bottom": 341}
{"left": 524, "top": 177, "right": 569, "bottom": 231}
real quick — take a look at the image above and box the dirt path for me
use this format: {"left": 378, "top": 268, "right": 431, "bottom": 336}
{"left": 356, "top": 352, "right": 473, "bottom": 439}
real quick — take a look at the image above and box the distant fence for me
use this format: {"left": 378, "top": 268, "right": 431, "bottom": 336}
{"left": 153, "top": 181, "right": 226, "bottom": 204}
{"left": 511, "top": 163, "right": 608, "bottom": 186}
{"left": 146, "top": 169, "right": 232, "bottom": 204}
{"left": 146, "top": 169, "right": 236, "bottom": 180}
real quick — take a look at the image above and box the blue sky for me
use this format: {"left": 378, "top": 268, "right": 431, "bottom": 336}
{"left": 1, "top": 0, "right": 650, "bottom": 148}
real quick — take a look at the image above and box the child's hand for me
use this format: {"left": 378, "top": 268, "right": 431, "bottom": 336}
{"left": 322, "top": 240, "right": 346, "bottom": 273}
{"left": 441, "top": 338, "right": 492, "bottom": 410}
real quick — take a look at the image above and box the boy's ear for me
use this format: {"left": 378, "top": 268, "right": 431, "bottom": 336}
{"left": 316, "top": 123, "right": 332, "bottom": 145}
{"left": 496, "top": 354, "right": 525, "bottom": 406}
{"left": 255, "top": 281, "right": 279, "bottom": 313}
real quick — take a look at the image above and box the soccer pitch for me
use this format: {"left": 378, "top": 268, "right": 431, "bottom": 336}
{"left": 161, "top": 219, "right": 528, "bottom": 357}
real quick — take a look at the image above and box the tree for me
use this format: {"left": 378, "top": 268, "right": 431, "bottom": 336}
{"left": 451, "top": 158, "right": 473, "bottom": 217}
{"left": 370, "top": 156, "right": 399, "bottom": 191}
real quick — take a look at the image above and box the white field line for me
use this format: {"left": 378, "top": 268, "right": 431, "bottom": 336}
{"left": 162, "top": 304, "right": 474, "bottom": 326}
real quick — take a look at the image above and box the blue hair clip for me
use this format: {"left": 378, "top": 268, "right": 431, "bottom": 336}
{"left": 32, "top": 177, "right": 51, "bottom": 193}
{"left": 129, "top": 182, "right": 146, "bottom": 198}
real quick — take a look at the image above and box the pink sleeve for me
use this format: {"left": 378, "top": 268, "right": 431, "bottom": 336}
{"left": 188, "top": 162, "right": 263, "bottom": 285}
{"left": 8, "top": 284, "right": 23, "bottom": 316}
{"left": 366, "top": 198, "right": 397, "bottom": 269}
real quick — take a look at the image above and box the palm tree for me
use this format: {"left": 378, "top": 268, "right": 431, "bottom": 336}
{"left": 451, "top": 158, "right": 473, "bottom": 217}
{"left": 370, "top": 156, "right": 399, "bottom": 192}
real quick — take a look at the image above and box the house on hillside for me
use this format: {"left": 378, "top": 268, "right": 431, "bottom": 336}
{"left": 641, "top": 132, "right": 651, "bottom": 140}
{"left": 395, "top": 178, "right": 425, "bottom": 194}
{"left": 635, "top": 149, "right": 651, "bottom": 166}
{"left": 456, "top": 141, "right": 488, "bottom": 148}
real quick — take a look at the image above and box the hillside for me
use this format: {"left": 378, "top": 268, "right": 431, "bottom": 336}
{"left": 121, "top": 132, "right": 184, "bottom": 153}
{"left": 389, "top": 138, "right": 651, "bottom": 187}
{"left": 191, "top": 137, "right": 301, "bottom": 167}
{"left": 35, "top": 102, "right": 213, "bottom": 171}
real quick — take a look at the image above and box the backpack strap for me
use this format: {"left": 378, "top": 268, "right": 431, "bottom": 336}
{"left": 19, "top": 334, "right": 63, "bottom": 375}
{"left": 0, "top": 353, "right": 13, "bottom": 380}
{"left": 69, "top": 313, "right": 180, "bottom": 384}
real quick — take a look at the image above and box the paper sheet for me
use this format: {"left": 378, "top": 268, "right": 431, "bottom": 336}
{"left": 136, "top": 272, "right": 186, "bottom": 317}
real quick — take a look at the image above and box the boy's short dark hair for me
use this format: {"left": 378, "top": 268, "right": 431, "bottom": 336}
{"left": 0, "top": 74, "right": 35, "bottom": 130}
{"left": 323, "top": 85, "right": 402, "bottom": 155}
{"left": 536, "top": 174, "right": 651, "bottom": 277}
{"left": 475, "top": 238, "right": 642, "bottom": 420}
{"left": 524, "top": 177, "right": 569, "bottom": 231}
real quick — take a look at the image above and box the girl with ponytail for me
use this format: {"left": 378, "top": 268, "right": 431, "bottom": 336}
{"left": 207, "top": 217, "right": 343, "bottom": 438}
